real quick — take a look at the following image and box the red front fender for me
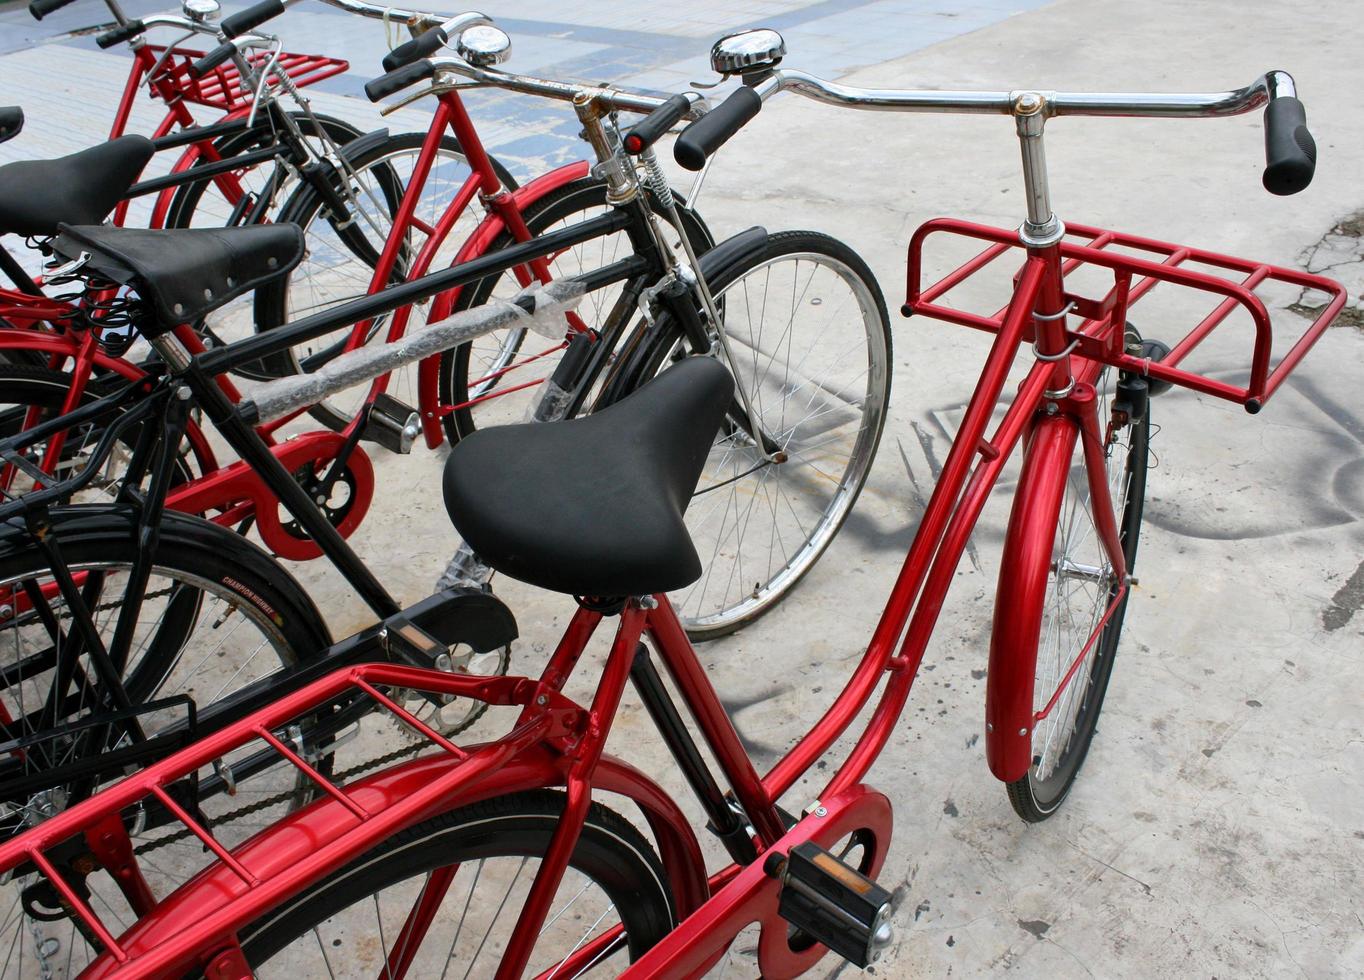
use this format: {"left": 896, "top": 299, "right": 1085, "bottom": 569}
{"left": 985, "top": 416, "right": 1077, "bottom": 782}
{"left": 84, "top": 745, "right": 707, "bottom": 978}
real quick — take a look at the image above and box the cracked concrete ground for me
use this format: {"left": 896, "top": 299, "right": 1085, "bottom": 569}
{"left": 1296, "top": 211, "right": 1364, "bottom": 329}
{"left": 0, "top": 0, "right": 1360, "bottom": 976}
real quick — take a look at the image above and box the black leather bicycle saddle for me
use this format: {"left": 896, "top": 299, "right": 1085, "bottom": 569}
{"left": 443, "top": 356, "right": 735, "bottom": 598}
{"left": 51, "top": 222, "right": 304, "bottom": 327}
{"left": 0, "top": 135, "right": 153, "bottom": 237}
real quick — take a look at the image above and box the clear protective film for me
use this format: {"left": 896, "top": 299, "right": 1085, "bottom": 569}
{"left": 244, "top": 278, "right": 586, "bottom": 424}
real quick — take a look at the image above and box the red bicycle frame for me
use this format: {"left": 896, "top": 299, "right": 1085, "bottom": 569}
{"left": 258, "top": 85, "right": 592, "bottom": 452}
{"left": 0, "top": 214, "right": 1344, "bottom": 977}
{"left": 104, "top": 41, "right": 348, "bottom": 230}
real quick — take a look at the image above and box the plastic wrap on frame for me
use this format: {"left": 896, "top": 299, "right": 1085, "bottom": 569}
{"left": 244, "top": 279, "right": 586, "bottom": 425}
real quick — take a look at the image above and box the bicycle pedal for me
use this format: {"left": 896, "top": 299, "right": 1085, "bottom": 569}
{"left": 379, "top": 614, "right": 447, "bottom": 668}
{"left": 362, "top": 394, "right": 421, "bottom": 454}
{"left": 770, "top": 840, "right": 894, "bottom": 968}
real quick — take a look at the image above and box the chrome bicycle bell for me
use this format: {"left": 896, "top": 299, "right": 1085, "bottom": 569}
{"left": 182, "top": 0, "right": 220, "bottom": 21}
{"left": 710, "top": 29, "right": 786, "bottom": 76}
{"left": 457, "top": 26, "right": 512, "bottom": 68}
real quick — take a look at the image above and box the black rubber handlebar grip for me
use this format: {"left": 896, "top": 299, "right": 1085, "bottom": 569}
{"left": 221, "top": 0, "right": 285, "bottom": 39}
{"left": 96, "top": 20, "right": 144, "bottom": 48}
{"left": 382, "top": 26, "right": 447, "bottom": 72}
{"left": 624, "top": 95, "right": 692, "bottom": 156}
{"left": 28, "top": 0, "right": 80, "bottom": 21}
{"left": 1262, "top": 96, "right": 1316, "bottom": 196}
{"left": 623, "top": 94, "right": 692, "bottom": 155}
{"left": 674, "top": 86, "right": 762, "bottom": 171}
{"left": 191, "top": 42, "right": 238, "bottom": 78}
{"left": 364, "top": 59, "right": 437, "bottom": 102}
{"left": 0, "top": 107, "right": 23, "bottom": 145}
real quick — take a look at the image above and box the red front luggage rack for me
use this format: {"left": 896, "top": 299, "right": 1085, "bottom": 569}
{"left": 146, "top": 45, "right": 349, "bottom": 112}
{"left": 905, "top": 219, "right": 1349, "bottom": 411}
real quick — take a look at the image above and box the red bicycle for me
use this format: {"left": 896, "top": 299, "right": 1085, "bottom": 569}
{"left": 0, "top": 31, "right": 1345, "bottom": 979}
{"left": 0, "top": 7, "right": 669, "bottom": 522}
{"left": 23, "top": 0, "right": 358, "bottom": 236}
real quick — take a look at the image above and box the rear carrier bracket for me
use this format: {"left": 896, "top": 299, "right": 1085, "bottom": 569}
{"left": 904, "top": 218, "right": 1348, "bottom": 412}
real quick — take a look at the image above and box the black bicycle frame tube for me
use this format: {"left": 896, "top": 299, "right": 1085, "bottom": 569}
{"left": 198, "top": 207, "right": 634, "bottom": 376}
{"left": 126, "top": 144, "right": 285, "bottom": 199}
{"left": 149, "top": 116, "right": 257, "bottom": 153}
{"left": 181, "top": 355, "right": 403, "bottom": 618}
{"left": 102, "top": 389, "right": 192, "bottom": 677}
{"left": 629, "top": 644, "right": 757, "bottom": 864}
{"left": 193, "top": 217, "right": 645, "bottom": 615}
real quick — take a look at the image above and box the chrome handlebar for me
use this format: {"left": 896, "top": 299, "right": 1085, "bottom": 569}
{"left": 313, "top": 0, "right": 479, "bottom": 34}
{"left": 412, "top": 56, "right": 710, "bottom": 119}
{"left": 764, "top": 67, "right": 1297, "bottom": 120}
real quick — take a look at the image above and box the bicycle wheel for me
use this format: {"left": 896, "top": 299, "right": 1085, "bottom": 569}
{"left": 0, "top": 364, "right": 195, "bottom": 501}
{"left": 252, "top": 132, "right": 518, "bottom": 430}
{"left": 236, "top": 789, "right": 675, "bottom": 976}
{"left": 1001, "top": 367, "right": 1150, "bottom": 822}
{"left": 628, "top": 231, "right": 891, "bottom": 639}
{"left": 163, "top": 112, "right": 365, "bottom": 233}
{"left": 438, "top": 176, "right": 715, "bottom": 444}
{"left": 163, "top": 113, "right": 365, "bottom": 358}
{"left": 0, "top": 507, "right": 331, "bottom": 830}
{"left": 0, "top": 508, "right": 333, "bottom": 978}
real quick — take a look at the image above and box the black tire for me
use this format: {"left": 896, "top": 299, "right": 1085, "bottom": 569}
{"left": 163, "top": 112, "right": 365, "bottom": 232}
{"left": 0, "top": 506, "right": 332, "bottom": 832}
{"left": 438, "top": 176, "right": 715, "bottom": 445}
{"left": 621, "top": 231, "right": 891, "bottom": 639}
{"left": 252, "top": 132, "right": 518, "bottom": 430}
{"left": 0, "top": 364, "right": 195, "bottom": 497}
{"left": 0, "top": 507, "right": 334, "bottom": 973}
{"left": 1004, "top": 373, "right": 1150, "bottom": 821}
{"left": 237, "top": 789, "right": 676, "bottom": 975}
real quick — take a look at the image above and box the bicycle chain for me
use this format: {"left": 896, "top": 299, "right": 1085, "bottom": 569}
{"left": 131, "top": 741, "right": 425, "bottom": 857}
{"left": 28, "top": 904, "right": 57, "bottom": 980}
{"left": 33, "top": 585, "right": 176, "bottom": 622}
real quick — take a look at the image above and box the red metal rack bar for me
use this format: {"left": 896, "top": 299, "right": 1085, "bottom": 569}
{"left": 0, "top": 663, "right": 580, "bottom": 975}
{"left": 905, "top": 218, "right": 1348, "bottom": 411}
{"left": 147, "top": 46, "right": 349, "bottom": 112}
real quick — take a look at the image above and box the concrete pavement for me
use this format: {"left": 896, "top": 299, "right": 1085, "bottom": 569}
{"left": 0, "top": 0, "right": 1360, "bottom": 976}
